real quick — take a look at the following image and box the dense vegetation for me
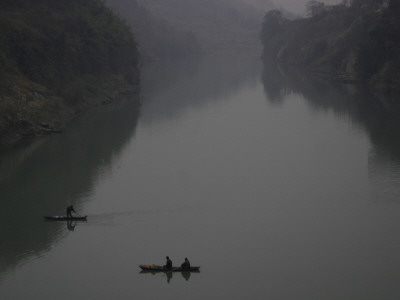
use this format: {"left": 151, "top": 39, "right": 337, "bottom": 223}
{"left": 0, "top": 0, "right": 139, "bottom": 144}
{"left": 261, "top": 0, "right": 400, "bottom": 93}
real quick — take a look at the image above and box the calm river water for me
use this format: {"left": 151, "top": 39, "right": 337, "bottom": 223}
{"left": 2, "top": 55, "right": 400, "bottom": 299}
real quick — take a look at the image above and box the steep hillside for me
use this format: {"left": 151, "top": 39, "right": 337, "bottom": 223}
{"left": 136, "top": 0, "right": 275, "bottom": 55}
{"left": 261, "top": 0, "right": 400, "bottom": 93}
{"left": 105, "top": 0, "right": 202, "bottom": 61}
{"left": 0, "top": 0, "right": 140, "bottom": 145}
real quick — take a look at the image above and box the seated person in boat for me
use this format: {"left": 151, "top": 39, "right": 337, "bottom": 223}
{"left": 66, "top": 205, "right": 76, "bottom": 218}
{"left": 181, "top": 258, "right": 190, "bottom": 269}
{"left": 164, "top": 256, "right": 172, "bottom": 269}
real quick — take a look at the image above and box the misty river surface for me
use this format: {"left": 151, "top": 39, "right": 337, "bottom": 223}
{"left": 2, "top": 55, "right": 400, "bottom": 299}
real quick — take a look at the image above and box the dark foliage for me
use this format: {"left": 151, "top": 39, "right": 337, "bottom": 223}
{"left": 261, "top": 0, "right": 400, "bottom": 92}
{"left": 0, "top": 0, "right": 139, "bottom": 89}
{"left": 0, "top": 0, "right": 140, "bottom": 139}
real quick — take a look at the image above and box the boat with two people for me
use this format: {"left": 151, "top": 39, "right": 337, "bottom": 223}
{"left": 139, "top": 264, "right": 200, "bottom": 272}
{"left": 140, "top": 257, "right": 199, "bottom": 272}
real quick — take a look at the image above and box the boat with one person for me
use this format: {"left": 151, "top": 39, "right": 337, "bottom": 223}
{"left": 44, "top": 205, "right": 87, "bottom": 221}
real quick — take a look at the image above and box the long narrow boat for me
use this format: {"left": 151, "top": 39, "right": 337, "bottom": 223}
{"left": 43, "top": 215, "right": 88, "bottom": 221}
{"left": 140, "top": 265, "right": 200, "bottom": 272}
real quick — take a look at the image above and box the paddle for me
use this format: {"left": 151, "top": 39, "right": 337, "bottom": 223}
{"left": 72, "top": 211, "right": 87, "bottom": 220}
{"left": 71, "top": 207, "right": 82, "bottom": 217}
{"left": 68, "top": 209, "right": 83, "bottom": 219}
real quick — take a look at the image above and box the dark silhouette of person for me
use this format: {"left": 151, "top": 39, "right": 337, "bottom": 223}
{"left": 164, "top": 256, "right": 172, "bottom": 269}
{"left": 181, "top": 258, "right": 190, "bottom": 269}
{"left": 66, "top": 205, "right": 75, "bottom": 218}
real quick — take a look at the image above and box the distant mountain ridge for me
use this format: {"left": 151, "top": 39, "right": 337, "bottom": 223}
{"left": 105, "top": 0, "right": 202, "bottom": 61}
{"left": 135, "top": 0, "right": 275, "bottom": 55}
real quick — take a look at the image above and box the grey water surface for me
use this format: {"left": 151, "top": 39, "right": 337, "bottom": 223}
{"left": 1, "top": 55, "right": 400, "bottom": 299}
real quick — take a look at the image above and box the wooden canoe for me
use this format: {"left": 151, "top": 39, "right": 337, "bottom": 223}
{"left": 140, "top": 264, "right": 200, "bottom": 272}
{"left": 44, "top": 215, "right": 87, "bottom": 221}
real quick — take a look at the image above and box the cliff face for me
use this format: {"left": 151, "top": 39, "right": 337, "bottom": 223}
{"left": 0, "top": 0, "right": 140, "bottom": 145}
{"left": 261, "top": 0, "right": 400, "bottom": 93}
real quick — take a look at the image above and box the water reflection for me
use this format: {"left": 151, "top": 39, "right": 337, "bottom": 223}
{"left": 262, "top": 59, "right": 400, "bottom": 203}
{"left": 140, "top": 270, "right": 194, "bottom": 283}
{"left": 66, "top": 220, "right": 76, "bottom": 231}
{"left": 0, "top": 94, "right": 141, "bottom": 279}
{"left": 140, "top": 55, "right": 262, "bottom": 125}
{"left": 65, "top": 219, "right": 89, "bottom": 231}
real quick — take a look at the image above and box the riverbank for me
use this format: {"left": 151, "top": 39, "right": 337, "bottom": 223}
{"left": 0, "top": 77, "right": 139, "bottom": 148}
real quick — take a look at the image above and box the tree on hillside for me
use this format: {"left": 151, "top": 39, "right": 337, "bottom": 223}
{"left": 306, "top": 0, "right": 325, "bottom": 17}
{"left": 351, "top": 0, "right": 387, "bottom": 10}
{"left": 261, "top": 10, "right": 286, "bottom": 41}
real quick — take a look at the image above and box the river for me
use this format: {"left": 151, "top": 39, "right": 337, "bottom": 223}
{"left": 1, "top": 55, "right": 400, "bottom": 299}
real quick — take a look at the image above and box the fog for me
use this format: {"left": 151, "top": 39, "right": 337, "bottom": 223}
{"left": 272, "top": 0, "right": 309, "bottom": 13}
{"left": 268, "top": 0, "right": 340, "bottom": 14}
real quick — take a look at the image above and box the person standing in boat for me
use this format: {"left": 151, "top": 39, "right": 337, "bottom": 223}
{"left": 181, "top": 258, "right": 190, "bottom": 269}
{"left": 66, "top": 205, "right": 76, "bottom": 218}
{"left": 164, "top": 256, "right": 172, "bottom": 269}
